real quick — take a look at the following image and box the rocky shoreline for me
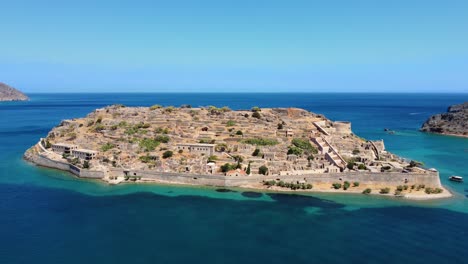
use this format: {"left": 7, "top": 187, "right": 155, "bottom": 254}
{"left": 421, "top": 102, "right": 467, "bottom": 137}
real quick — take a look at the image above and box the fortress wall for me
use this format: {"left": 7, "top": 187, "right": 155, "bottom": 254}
{"left": 79, "top": 169, "right": 105, "bottom": 179}
{"left": 129, "top": 170, "right": 227, "bottom": 186}
{"left": 26, "top": 152, "right": 104, "bottom": 179}
{"left": 26, "top": 151, "right": 441, "bottom": 188}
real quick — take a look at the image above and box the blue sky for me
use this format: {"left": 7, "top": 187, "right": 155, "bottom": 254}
{"left": 1, "top": 0, "right": 468, "bottom": 93}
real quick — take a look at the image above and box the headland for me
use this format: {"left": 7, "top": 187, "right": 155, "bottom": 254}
{"left": 421, "top": 102, "right": 468, "bottom": 138}
{"left": 24, "top": 105, "right": 451, "bottom": 199}
{"left": 0, "top": 82, "right": 29, "bottom": 101}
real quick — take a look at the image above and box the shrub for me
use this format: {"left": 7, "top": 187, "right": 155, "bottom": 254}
{"left": 207, "top": 155, "right": 218, "bottom": 163}
{"left": 149, "top": 104, "right": 162, "bottom": 110}
{"left": 343, "top": 181, "right": 351, "bottom": 190}
{"left": 101, "top": 143, "right": 115, "bottom": 152}
{"left": 362, "top": 188, "right": 372, "bottom": 194}
{"left": 252, "top": 112, "right": 261, "bottom": 119}
{"left": 226, "top": 120, "right": 236, "bottom": 127}
{"left": 291, "top": 138, "right": 318, "bottom": 154}
{"left": 380, "top": 187, "right": 390, "bottom": 194}
{"left": 347, "top": 162, "right": 355, "bottom": 170}
{"left": 396, "top": 185, "right": 404, "bottom": 191}
{"left": 155, "top": 135, "right": 170, "bottom": 143}
{"left": 403, "top": 185, "right": 409, "bottom": 190}
{"left": 277, "top": 123, "right": 283, "bottom": 129}
{"left": 162, "top": 151, "right": 173, "bottom": 159}
{"left": 236, "top": 130, "right": 243, "bottom": 136}
{"left": 83, "top": 160, "right": 90, "bottom": 169}
{"left": 45, "top": 140, "right": 52, "bottom": 149}
{"left": 352, "top": 149, "right": 360, "bottom": 155}
{"left": 139, "top": 138, "right": 160, "bottom": 152}
{"left": 380, "top": 166, "right": 391, "bottom": 172}
{"left": 93, "top": 124, "right": 106, "bottom": 132}
{"left": 395, "top": 190, "right": 402, "bottom": 196}
{"left": 409, "top": 160, "right": 424, "bottom": 168}
{"left": 139, "top": 155, "right": 158, "bottom": 163}
{"left": 264, "top": 180, "right": 276, "bottom": 186}
{"left": 358, "top": 164, "right": 367, "bottom": 170}
{"left": 306, "top": 184, "right": 313, "bottom": 189}
{"left": 220, "top": 163, "right": 237, "bottom": 173}
{"left": 277, "top": 181, "right": 285, "bottom": 187}
{"left": 259, "top": 165, "right": 269, "bottom": 175}
{"left": 215, "top": 143, "right": 228, "bottom": 152}
{"left": 353, "top": 182, "right": 360, "bottom": 187}
{"left": 287, "top": 146, "right": 303, "bottom": 156}
{"left": 251, "top": 106, "right": 261, "bottom": 112}
{"left": 332, "top": 183, "right": 342, "bottom": 189}
{"left": 242, "top": 138, "right": 279, "bottom": 146}
{"left": 164, "top": 106, "right": 176, "bottom": 113}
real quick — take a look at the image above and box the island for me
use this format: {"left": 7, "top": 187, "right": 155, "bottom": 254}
{"left": 0, "top": 82, "right": 29, "bottom": 101}
{"left": 421, "top": 102, "right": 467, "bottom": 138}
{"left": 24, "top": 105, "right": 450, "bottom": 199}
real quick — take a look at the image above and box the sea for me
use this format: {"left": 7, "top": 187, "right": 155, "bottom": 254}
{"left": 1, "top": 93, "right": 467, "bottom": 264}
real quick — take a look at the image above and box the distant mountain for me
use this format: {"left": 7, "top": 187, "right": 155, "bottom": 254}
{"left": 0, "top": 82, "right": 29, "bottom": 101}
{"left": 421, "top": 102, "right": 468, "bottom": 137}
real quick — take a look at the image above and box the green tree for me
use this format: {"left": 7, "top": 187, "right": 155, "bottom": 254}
{"left": 221, "top": 163, "right": 236, "bottom": 173}
{"left": 252, "top": 112, "right": 261, "bottom": 119}
{"left": 362, "top": 188, "right": 372, "bottom": 194}
{"left": 258, "top": 165, "right": 268, "bottom": 175}
{"left": 287, "top": 146, "right": 303, "bottom": 156}
{"left": 246, "top": 162, "right": 251, "bottom": 175}
{"left": 162, "top": 151, "right": 173, "bottom": 159}
{"left": 358, "top": 164, "right": 367, "bottom": 170}
{"left": 332, "top": 183, "right": 342, "bottom": 189}
{"left": 343, "top": 181, "right": 350, "bottom": 190}
{"left": 83, "top": 160, "right": 90, "bottom": 169}
{"left": 252, "top": 148, "right": 260, "bottom": 156}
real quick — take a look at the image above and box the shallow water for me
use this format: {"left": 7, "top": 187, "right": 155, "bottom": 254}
{"left": 1, "top": 93, "right": 467, "bottom": 263}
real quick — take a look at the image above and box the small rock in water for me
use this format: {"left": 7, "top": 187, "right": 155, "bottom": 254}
{"left": 216, "top": 188, "right": 237, "bottom": 193}
{"left": 241, "top": 191, "right": 263, "bottom": 198}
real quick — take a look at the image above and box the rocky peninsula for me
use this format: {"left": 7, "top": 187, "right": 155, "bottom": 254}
{"left": 0, "top": 82, "right": 28, "bottom": 101}
{"left": 421, "top": 102, "right": 467, "bottom": 137}
{"left": 24, "top": 105, "right": 450, "bottom": 199}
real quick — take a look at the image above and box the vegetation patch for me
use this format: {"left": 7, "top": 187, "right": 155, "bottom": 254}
{"left": 242, "top": 138, "right": 279, "bottom": 146}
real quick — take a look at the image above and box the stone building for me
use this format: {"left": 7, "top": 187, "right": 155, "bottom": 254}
{"left": 71, "top": 149, "right": 97, "bottom": 160}
{"left": 176, "top": 143, "right": 215, "bottom": 156}
{"left": 51, "top": 143, "right": 78, "bottom": 154}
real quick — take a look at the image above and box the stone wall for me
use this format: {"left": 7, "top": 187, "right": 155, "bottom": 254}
{"left": 25, "top": 152, "right": 104, "bottom": 179}
{"left": 109, "top": 167, "right": 442, "bottom": 188}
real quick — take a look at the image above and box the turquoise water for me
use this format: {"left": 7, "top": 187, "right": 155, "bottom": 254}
{"left": 1, "top": 93, "right": 468, "bottom": 263}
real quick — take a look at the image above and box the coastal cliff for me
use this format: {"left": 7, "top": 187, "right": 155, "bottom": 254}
{"left": 25, "top": 105, "right": 450, "bottom": 199}
{"left": 0, "top": 82, "right": 29, "bottom": 101}
{"left": 421, "top": 102, "right": 467, "bottom": 137}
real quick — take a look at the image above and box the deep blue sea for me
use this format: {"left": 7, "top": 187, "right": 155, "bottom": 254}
{"left": 1, "top": 93, "right": 468, "bottom": 264}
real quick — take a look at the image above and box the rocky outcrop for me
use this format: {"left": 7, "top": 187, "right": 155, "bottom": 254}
{"left": 421, "top": 102, "right": 467, "bottom": 137}
{"left": 0, "top": 82, "right": 29, "bottom": 101}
